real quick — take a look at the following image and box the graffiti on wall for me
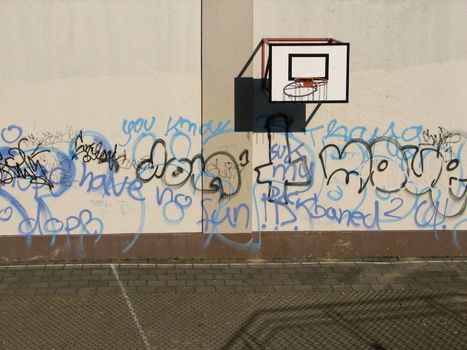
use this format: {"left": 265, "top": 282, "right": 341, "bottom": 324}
{"left": 0, "top": 113, "right": 465, "bottom": 252}
{"left": 253, "top": 116, "right": 466, "bottom": 249}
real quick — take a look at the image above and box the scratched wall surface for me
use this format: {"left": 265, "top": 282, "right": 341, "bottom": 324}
{"left": 0, "top": 0, "right": 466, "bottom": 256}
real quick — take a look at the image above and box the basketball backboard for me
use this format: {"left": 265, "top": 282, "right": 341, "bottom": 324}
{"left": 261, "top": 38, "right": 350, "bottom": 103}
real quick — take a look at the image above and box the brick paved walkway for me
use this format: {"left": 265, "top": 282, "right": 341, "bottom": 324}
{"left": 0, "top": 259, "right": 466, "bottom": 349}
{"left": 1, "top": 259, "right": 466, "bottom": 296}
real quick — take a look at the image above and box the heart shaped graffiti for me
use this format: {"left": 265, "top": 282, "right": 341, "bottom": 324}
{"left": 0, "top": 206, "right": 13, "bottom": 222}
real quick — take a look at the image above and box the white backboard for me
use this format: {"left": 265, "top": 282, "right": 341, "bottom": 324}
{"left": 269, "top": 42, "right": 349, "bottom": 103}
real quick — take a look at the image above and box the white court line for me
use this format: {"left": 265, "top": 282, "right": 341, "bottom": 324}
{"left": 111, "top": 264, "right": 151, "bottom": 350}
{"left": 0, "top": 260, "right": 465, "bottom": 269}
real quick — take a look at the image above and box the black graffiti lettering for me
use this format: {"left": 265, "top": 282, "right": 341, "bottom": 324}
{"left": 163, "top": 157, "right": 193, "bottom": 188}
{"left": 71, "top": 131, "right": 126, "bottom": 172}
{"left": 318, "top": 133, "right": 465, "bottom": 218}
{"left": 254, "top": 114, "right": 312, "bottom": 205}
{"left": 319, "top": 138, "right": 373, "bottom": 193}
{"left": 239, "top": 149, "right": 250, "bottom": 167}
{"left": 0, "top": 138, "right": 54, "bottom": 188}
{"left": 135, "top": 139, "right": 247, "bottom": 200}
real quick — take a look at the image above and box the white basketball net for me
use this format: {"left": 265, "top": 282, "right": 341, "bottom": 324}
{"left": 282, "top": 78, "right": 328, "bottom": 102}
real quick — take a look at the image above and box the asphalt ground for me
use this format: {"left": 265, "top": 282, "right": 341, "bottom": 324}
{"left": 0, "top": 259, "right": 466, "bottom": 349}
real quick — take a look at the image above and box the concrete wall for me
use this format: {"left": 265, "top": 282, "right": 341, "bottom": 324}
{"left": 251, "top": 0, "right": 467, "bottom": 232}
{"left": 0, "top": 0, "right": 202, "bottom": 239}
{"left": 0, "top": 0, "right": 465, "bottom": 261}
{"left": 202, "top": 0, "right": 253, "bottom": 234}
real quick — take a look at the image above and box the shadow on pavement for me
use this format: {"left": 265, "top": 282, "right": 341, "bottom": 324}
{"left": 221, "top": 291, "right": 467, "bottom": 350}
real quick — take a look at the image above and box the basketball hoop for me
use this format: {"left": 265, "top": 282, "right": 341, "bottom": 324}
{"left": 282, "top": 77, "right": 328, "bottom": 102}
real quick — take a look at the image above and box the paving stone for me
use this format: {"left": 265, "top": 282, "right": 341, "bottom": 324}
{"left": 332, "top": 285, "right": 353, "bottom": 292}
{"left": 32, "top": 271, "right": 54, "bottom": 277}
{"left": 253, "top": 286, "right": 275, "bottom": 293}
{"left": 154, "top": 286, "right": 176, "bottom": 293}
{"left": 166, "top": 269, "right": 188, "bottom": 275}
{"left": 124, "top": 287, "right": 137, "bottom": 293}
{"left": 14, "top": 289, "right": 36, "bottom": 296}
{"left": 96, "top": 287, "right": 118, "bottom": 294}
{"left": 81, "top": 275, "right": 101, "bottom": 281}
{"left": 0, "top": 272, "right": 15, "bottom": 278}
{"left": 215, "top": 286, "right": 236, "bottom": 293}
{"left": 450, "top": 283, "right": 467, "bottom": 290}
{"left": 326, "top": 273, "right": 346, "bottom": 279}
{"left": 55, "top": 288, "right": 77, "bottom": 295}
{"left": 76, "top": 288, "right": 97, "bottom": 296}
{"left": 390, "top": 284, "right": 408, "bottom": 290}
{"left": 423, "top": 265, "right": 445, "bottom": 272}
{"left": 28, "top": 282, "right": 49, "bottom": 289}
{"left": 210, "top": 264, "right": 229, "bottom": 269}
{"left": 175, "top": 286, "right": 197, "bottom": 293}
{"left": 186, "top": 280, "right": 205, "bottom": 287}
{"left": 176, "top": 274, "right": 195, "bottom": 280}
{"left": 351, "top": 284, "right": 372, "bottom": 291}
{"left": 225, "top": 280, "right": 246, "bottom": 286}
{"left": 66, "top": 281, "right": 89, "bottom": 289}
{"left": 206, "top": 280, "right": 225, "bottom": 286}
{"left": 19, "top": 276, "right": 42, "bottom": 283}
{"left": 318, "top": 279, "right": 340, "bottom": 285}
{"left": 128, "top": 280, "right": 147, "bottom": 287}
{"left": 281, "top": 279, "right": 301, "bottom": 286}
{"left": 99, "top": 275, "right": 115, "bottom": 281}
{"left": 136, "top": 286, "right": 159, "bottom": 293}
{"left": 34, "top": 288, "right": 57, "bottom": 296}
{"left": 408, "top": 283, "right": 432, "bottom": 290}
{"left": 167, "top": 280, "right": 186, "bottom": 287}
{"left": 262, "top": 280, "right": 280, "bottom": 286}
{"left": 88, "top": 281, "right": 112, "bottom": 288}
{"left": 72, "top": 270, "right": 92, "bottom": 276}
{"left": 49, "top": 281, "right": 69, "bottom": 288}
{"left": 2, "top": 277, "right": 20, "bottom": 283}
{"left": 253, "top": 274, "right": 274, "bottom": 280}
{"left": 39, "top": 276, "right": 65, "bottom": 283}
{"left": 415, "top": 277, "right": 436, "bottom": 284}
{"left": 293, "top": 285, "right": 313, "bottom": 292}
{"left": 62, "top": 276, "right": 82, "bottom": 281}
{"left": 273, "top": 286, "right": 294, "bottom": 292}
{"left": 194, "top": 274, "right": 213, "bottom": 280}
{"left": 0, "top": 289, "right": 15, "bottom": 296}
{"left": 137, "top": 275, "right": 160, "bottom": 281}
{"left": 370, "top": 284, "right": 392, "bottom": 291}
{"left": 276, "top": 268, "right": 297, "bottom": 274}
{"left": 313, "top": 285, "right": 333, "bottom": 292}
{"left": 195, "top": 286, "right": 216, "bottom": 293}
{"left": 148, "top": 280, "right": 167, "bottom": 287}
{"left": 235, "top": 286, "right": 255, "bottom": 293}
{"left": 157, "top": 274, "right": 176, "bottom": 280}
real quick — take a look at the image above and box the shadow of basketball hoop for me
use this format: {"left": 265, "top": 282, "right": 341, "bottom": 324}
{"left": 234, "top": 40, "right": 305, "bottom": 132}
{"left": 220, "top": 291, "right": 467, "bottom": 350}
{"left": 234, "top": 77, "right": 305, "bottom": 132}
